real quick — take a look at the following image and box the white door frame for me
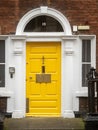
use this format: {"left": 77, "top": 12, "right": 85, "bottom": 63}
{"left": 11, "top": 6, "right": 76, "bottom": 118}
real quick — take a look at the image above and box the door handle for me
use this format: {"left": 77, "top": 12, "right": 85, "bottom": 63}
{"left": 29, "top": 76, "right": 32, "bottom": 79}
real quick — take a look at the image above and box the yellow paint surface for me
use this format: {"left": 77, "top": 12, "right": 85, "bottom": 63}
{"left": 26, "top": 42, "right": 61, "bottom": 116}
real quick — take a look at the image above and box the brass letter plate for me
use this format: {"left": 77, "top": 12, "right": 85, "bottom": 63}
{"left": 44, "top": 74, "right": 51, "bottom": 83}
{"left": 36, "top": 74, "right": 51, "bottom": 83}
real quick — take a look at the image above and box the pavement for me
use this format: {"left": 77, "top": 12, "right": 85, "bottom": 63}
{"left": 4, "top": 117, "right": 85, "bottom": 130}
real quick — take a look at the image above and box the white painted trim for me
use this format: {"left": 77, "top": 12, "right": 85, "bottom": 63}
{"left": 0, "top": 34, "right": 96, "bottom": 118}
{"left": 0, "top": 91, "right": 13, "bottom": 97}
{"left": 79, "top": 35, "right": 96, "bottom": 91}
{"left": 73, "top": 35, "right": 96, "bottom": 112}
{"left": 2, "top": 6, "right": 96, "bottom": 119}
{"left": 0, "top": 35, "right": 8, "bottom": 40}
{"left": 0, "top": 6, "right": 96, "bottom": 119}
{"left": 71, "top": 35, "right": 96, "bottom": 112}
{"left": 16, "top": 6, "right": 72, "bottom": 35}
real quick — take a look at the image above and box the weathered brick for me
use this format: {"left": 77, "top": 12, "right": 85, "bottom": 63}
{"left": 0, "top": 97, "right": 7, "bottom": 112}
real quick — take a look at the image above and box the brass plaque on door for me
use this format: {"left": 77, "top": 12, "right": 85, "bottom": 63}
{"left": 36, "top": 74, "right": 51, "bottom": 83}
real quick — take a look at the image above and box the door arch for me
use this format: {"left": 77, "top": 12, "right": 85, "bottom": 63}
{"left": 14, "top": 6, "right": 75, "bottom": 118}
{"left": 16, "top": 6, "right": 72, "bottom": 35}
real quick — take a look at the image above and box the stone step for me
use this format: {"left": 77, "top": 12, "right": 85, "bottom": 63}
{"left": 4, "top": 117, "right": 85, "bottom": 130}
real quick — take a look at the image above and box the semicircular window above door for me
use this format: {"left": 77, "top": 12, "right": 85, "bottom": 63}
{"left": 24, "top": 15, "right": 64, "bottom": 32}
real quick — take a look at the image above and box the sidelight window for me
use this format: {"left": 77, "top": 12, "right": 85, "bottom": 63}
{"left": 82, "top": 40, "right": 91, "bottom": 87}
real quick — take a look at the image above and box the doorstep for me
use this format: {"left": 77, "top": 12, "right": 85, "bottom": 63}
{"left": 4, "top": 117, "right": 85, "bottom": 130}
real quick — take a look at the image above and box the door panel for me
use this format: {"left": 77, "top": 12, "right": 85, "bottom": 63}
{"left": 26, "top": 42, "right": 61, "bottom": 116}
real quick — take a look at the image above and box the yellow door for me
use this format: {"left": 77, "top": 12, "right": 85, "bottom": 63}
{"left": 26, "top": 42, "right": 61, "bottom": 116}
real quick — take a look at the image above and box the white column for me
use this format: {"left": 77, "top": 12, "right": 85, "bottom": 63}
{"left": 10, "top": 36, "right": 26, "bottom": 118}
{"left": 62, "top": 37, "right": 76, "bottom": 118}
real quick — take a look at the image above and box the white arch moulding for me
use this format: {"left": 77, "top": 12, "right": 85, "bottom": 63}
{"left": 16, "top": 6, "right": 72, "bottom": 35}
{"left": 13, "top": 6, "right": 75, "bottom": 118}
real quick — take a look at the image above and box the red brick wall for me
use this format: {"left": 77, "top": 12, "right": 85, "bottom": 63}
{"left": 79, "top": 97, "right": 88, "bottom": 112}
{"left": 0, "top": 97, "right": 7, "bottom": 112}
{"left": 0, "top": 0, "right": 97, "bottom": 34}
{"left": 0, "top": 0, "right": 98, "bottom": 68}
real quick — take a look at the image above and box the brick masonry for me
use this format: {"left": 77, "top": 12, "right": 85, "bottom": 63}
{"left": 0, "top": 0, "right": 98, "bottom": 35}
{"left": 0, "top": 97, "right": 7, "bottom": 112}
{"left": 0, "top": 0, "right": 98, "bottom": 112}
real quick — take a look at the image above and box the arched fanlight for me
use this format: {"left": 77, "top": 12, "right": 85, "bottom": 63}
{"left": 24, "top": 15, "right": 63, "bottom": 32}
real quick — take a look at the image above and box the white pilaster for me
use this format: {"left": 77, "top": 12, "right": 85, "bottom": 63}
{"left": 10, "top": 36, "right": 26, "bottom": 118}
{"left": 62, "top": 37, "right": 76, "bottom": 118}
